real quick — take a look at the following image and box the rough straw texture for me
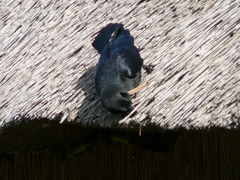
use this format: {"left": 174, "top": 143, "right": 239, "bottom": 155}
{"left": 0, "top": 0, "right": 239, "bottom": 129}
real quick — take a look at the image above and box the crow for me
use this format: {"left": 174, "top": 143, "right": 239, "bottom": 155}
{"left": 92, "top": 23, "right": 143, "bottom": 113}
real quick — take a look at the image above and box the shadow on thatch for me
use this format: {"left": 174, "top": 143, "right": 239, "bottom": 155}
{"left": 75, "top": 66, "right": 95, "bottom": 95}
{"left": 74, "top": 66, "right": 97, "bottom": 118}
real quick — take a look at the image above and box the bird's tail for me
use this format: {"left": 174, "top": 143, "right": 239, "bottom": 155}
{"left": 92, "top": 23, "right": 130, "bottom": 54}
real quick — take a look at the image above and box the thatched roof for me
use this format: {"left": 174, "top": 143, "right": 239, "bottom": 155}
{"left": 1, "top": 0, "right": 239, "bottom": 129}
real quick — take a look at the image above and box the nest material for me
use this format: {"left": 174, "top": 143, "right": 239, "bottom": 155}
{"left": 0, "top": 0, "right": 239, "bottom": 129}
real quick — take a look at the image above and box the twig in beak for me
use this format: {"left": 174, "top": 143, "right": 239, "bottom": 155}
{"left": 128, "top": 83, "right": 149, "bottom": 95}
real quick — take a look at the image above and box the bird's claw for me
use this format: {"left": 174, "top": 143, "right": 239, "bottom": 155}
{"left": 143, "top": 64, "right": 154, "bottom": 74}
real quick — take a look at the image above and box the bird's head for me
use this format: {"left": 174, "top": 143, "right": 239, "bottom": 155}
{"left": 100, "top": 85, "right": 133, "bottom": 113}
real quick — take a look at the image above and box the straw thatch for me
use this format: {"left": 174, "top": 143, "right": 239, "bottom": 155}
{"left": 0, "top": 1, "right": 240, "bottom": 179}
{"left": 0, "top": 0, "right": 239, "bottom": 129}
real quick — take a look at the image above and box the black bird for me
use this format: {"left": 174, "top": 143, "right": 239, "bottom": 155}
{"left": 92, "top": 23, "right": 143, "bottom": 113}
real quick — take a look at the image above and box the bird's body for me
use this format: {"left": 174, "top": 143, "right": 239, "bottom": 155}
{"left": 92, "top": 23, "right": 143, "bottom": 113}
